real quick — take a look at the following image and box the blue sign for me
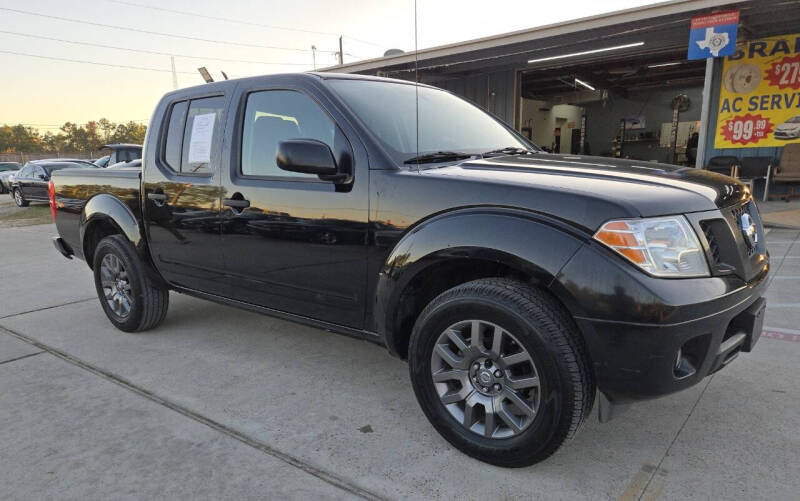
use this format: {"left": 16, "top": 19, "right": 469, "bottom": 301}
{"left": 688, "top": 10, "right": 739, "bottom": 60}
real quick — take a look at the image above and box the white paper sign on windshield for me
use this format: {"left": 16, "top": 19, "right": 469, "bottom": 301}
{"left": 187, "top": 113, "right": 216, "bottom": 165}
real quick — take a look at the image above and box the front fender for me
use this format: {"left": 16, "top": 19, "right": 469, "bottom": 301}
{"left": 374, "top": 207, "right": 588, "bottom": 355}
{"left": 80, "top": 193, "right": 143, "bottom": 260}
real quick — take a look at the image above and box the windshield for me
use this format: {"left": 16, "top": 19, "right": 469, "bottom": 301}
{"left": 785, "top": 116, "right": 800, "bottom": 124}
{"left": 0, "top": 164, "right": 20, "bottom": 172}
{"left": 328, "top": 79, "right": 533, "bottom": 165}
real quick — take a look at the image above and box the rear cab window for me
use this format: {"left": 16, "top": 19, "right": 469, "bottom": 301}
{"left": 161, "top": 96, "right": 225, "bottom": 175}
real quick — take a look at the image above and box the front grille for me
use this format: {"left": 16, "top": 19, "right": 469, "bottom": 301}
{"left": 732, "top": 202, "right": 757, "bottom": 257}
{"left": 697, "top": 199, "right": 765, "bottom": 280}
{"left": 700, "top": 221, "right": 721, "bottom": 265}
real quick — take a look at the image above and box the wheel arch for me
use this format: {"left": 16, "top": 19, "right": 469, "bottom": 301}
{"left": 375, "top": 207, "right": 588, "bottom": 359}
{"left": 80, "top": 194, "right": 144, "bottom": 269}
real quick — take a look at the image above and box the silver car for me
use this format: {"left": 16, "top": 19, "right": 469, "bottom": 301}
{"left": 774, "top": 115, "right": 800, "bottom": 140}
{"left": 0, "top": 162, "right": 22, "bottom": 194}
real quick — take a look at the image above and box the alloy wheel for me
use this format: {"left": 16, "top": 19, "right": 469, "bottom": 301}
{"left": 100, "top": 253, "right": 133, "bottom": 318}
{"left": 13, "top": 189, "right": 22, "bottom": 206}
{"left": 430, "top": 320, "right": 541, "bottom": 439}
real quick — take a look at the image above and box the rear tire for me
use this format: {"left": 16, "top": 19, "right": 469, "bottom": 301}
{"left": 408, "top": 278, "right": 594, "bottom": 467}
{"left": 13, "top": 188, "right": 28, "bottom": 207}
{"left": 93, "top": 235, "right": 169, "bottom": 332}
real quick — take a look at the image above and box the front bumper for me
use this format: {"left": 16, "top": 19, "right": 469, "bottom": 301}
{"left": 573, "top": 284, "right": 767, "bottom": 402}
{"left": 552, "top": 220, "right": 770, "bottom": 403}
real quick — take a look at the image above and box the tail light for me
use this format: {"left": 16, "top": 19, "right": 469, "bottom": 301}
{"left": 48, "top": 179, "right": 57, "bottom": 220}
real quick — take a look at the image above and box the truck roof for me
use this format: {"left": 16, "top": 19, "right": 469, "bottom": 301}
{"left": 160, "top": 72, "right": 434, "bottom": 100}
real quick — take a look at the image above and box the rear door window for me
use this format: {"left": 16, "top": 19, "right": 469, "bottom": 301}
{"left": 181, "top": 96, "right": 225, "bottom": 174}
{"left": 163, "top": 101, "right": 188, "bottom": 172}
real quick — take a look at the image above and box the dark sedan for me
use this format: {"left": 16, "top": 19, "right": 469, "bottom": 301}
{"left": 0, "top": 162, "right": 22, "bottom": 194}
{"left": 11, "top": 161, "right": 96, "bottom": 207}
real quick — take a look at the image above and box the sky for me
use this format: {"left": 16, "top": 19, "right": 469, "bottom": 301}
{"left": 0, "top": 0, "right": 661, "bottom": 130}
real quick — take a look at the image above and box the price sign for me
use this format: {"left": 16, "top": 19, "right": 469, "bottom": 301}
{"left": 720, "top": 114, "right": 774, "bottom": 145}
{"left": 715, "top": 33, "right": 800, "bottom": 148}
{"left": 766, "top": 54, "right": 800, "bottom": 90}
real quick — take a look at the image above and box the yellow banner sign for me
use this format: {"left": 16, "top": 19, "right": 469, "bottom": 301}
{"left": 715, "top": 34, "right": 800, "bottom": 148}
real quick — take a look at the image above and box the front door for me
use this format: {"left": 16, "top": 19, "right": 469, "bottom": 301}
{"left": 219, "top": 83, "right": 369, "bottom": 328}
{"left": 142, "top": 95, "right": 228, "bottom": 295}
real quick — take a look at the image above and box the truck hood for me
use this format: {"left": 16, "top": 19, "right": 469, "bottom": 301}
{"left": 422, "top": 153, "right": 749, "bottom": 219}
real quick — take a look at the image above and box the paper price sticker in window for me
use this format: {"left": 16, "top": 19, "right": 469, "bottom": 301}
{"left": 187, "top": 113, "right": 216, "bottom": 166}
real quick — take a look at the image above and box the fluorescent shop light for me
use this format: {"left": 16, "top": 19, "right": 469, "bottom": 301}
{"left": 527, "top": 41, "right": 645, "bottom": 64}
{"left": 574, "top": 78, "right": 595, "bottom": 90}
{"left": 648, "top": 62, "right": 681, "bottom": 68}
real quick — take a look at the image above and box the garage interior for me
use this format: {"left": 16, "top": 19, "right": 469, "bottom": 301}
{"left": 519, "top": 51, "right": 706, "bottom": 164}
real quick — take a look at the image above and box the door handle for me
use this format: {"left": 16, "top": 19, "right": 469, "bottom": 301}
{"left": 223, "top": 198, "right": 250, "bottom": 210}
{"left": 147, "top": 192, "right": 167, "bottom": 207}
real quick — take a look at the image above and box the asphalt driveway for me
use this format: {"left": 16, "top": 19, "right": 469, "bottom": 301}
{"left": 1, "top": 222, "right": 799, "bottom": 500}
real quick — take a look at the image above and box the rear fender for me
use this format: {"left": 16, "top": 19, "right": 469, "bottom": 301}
{"left": 80, "top": 194, "right": 142, "bottom": 257}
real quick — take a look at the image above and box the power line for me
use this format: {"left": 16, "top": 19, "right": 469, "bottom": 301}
{"left": 0, "top": 48, "right": 205, "bottom": 75}
{"left": 0, "top": 6, "right": 337, "bottom": 54}
{"left": 0, "top": 30, "right": 312, "bottom": 66}
{"left": 104, "top": 0, "right": 386, "bottom": 49}
{"left": 4, "top": 120, "right": 150, "bottom": 127}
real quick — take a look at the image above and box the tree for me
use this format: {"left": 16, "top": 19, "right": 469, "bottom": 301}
{"left": 111, "top": 121, "right": 147, "bottom": 144}
{"left": 1, "top": 119, "right": 146, "bottom": 153}
{"left": 41, "top": 132, "right": 67, "bottom": 152}
{"left": 98, "top": 118, "right": 115, "bottom": 143}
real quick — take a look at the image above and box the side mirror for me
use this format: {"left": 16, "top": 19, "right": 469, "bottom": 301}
{"left": 276, "top": 139, "right": 345, "bottom": 182}
{"left": 38, "top": 173, "right": 48, "bottom": 181}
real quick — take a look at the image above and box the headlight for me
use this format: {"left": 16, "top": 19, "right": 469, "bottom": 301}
{"left": 594, "top": 216, "right": 709, "bottom": 277}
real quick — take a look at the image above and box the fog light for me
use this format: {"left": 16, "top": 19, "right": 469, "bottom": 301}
{"left": 673, "top": 348, "right": 697, "bottom": 379}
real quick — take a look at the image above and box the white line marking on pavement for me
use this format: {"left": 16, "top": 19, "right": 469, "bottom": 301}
{"left": 764, "top": 326, "right": 800, "bottom": 335}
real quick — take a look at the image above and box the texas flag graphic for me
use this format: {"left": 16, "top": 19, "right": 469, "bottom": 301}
{"left": 688, "top": 10, "right": 739, "bottom": 60}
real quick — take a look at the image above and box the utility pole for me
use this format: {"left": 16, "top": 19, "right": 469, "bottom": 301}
{"left": 311, "top": 45, "right": 317, "bottom": 70}
{"left": 170, "top": 56, "right": 178, "bottom": 90}
{"left": 338, "top": 36, "right": 344, "bottom": 65}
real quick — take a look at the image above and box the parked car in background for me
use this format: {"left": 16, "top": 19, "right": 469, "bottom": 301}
{"left": 94, "top": 143, "right": 142, "bottom": 168}
{"left": 11, "top": 160, "right": 96, "bottom": 207}
{"left": 58, "top": 159, "right": 98, "bottom": 168}
{"left": 0, "top": 162, "right": 22, "bottom": 194}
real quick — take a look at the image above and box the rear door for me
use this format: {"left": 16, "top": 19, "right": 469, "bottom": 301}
{"left": 142, "top": 93, "right": 229, "bottom": 295}
{"left": 218, "top": 79, "right": 369, "bottom": 328}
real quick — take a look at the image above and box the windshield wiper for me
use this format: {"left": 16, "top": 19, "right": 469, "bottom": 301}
{"left": 482, "top": 146, "right": 536, "bottom": 157}
{"left": 403, "top": 151, "right": 474, "bottom": 164}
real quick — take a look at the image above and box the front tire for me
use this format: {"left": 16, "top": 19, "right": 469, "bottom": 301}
{"left": 93, "top": 235, "right": 169, "bottom": 332}
{"left": 408, "top": 278, "right": 594, "bottom": 467}
{"left": 13, "top": 188, "right": 28, "bottom": 207}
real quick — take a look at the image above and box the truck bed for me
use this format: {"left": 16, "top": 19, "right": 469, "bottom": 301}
{"left": 52, "top": 167, "right": 142, "bottom": 261}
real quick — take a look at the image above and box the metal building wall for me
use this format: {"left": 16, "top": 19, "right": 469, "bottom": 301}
{"left": 425, "top": 69, "right": 518, "bottom": 126}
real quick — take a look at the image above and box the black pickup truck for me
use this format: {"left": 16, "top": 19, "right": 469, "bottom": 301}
{"left": 50, "top": 73, "right": 769, "bottom": 467}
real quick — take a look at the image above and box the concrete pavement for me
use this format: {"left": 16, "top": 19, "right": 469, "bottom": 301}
{"left": 1, "top": 223, "right": 799, "bottom": 500}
